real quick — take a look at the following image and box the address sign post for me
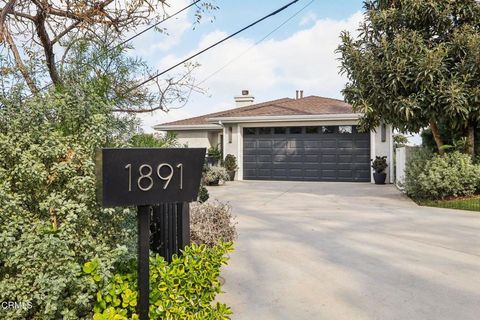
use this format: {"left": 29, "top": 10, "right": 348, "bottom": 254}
{"left": 96, "top": 148, "right": 205, "bottom": 320}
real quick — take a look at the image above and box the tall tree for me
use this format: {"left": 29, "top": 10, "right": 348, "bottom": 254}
{"left": 0, "top": 0, "right": 215, "bottom": 112}
{"left": 338, "top": 0, "right": 480, "bottom": 156}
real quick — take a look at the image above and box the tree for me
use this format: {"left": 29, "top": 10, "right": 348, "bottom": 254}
{"left": 393, "top": 133, "right": 409, "bottom": 148}
{"left": 0, "top": 0, "right": 215, "bottom": 112}
{"left": 338, "top": 0, "right": 480, "bottom": 156}
{"left": 129, "top": 132, "right": 180, "bottom": 148}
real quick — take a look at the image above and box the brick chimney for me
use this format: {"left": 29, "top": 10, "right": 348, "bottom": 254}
{"left": 234, "top": 90, "right": 255, "bottom": 107}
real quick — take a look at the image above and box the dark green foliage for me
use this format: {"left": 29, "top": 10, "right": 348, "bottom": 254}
{"left": 197, "top": 185, "right": 210, "bottom": 203}
{"left": 88, "top": 242, "right": 234, "bottom": 320}
{"left": 371, "top": 156, "right": 388, "bottom": 173}
{"left": 404, "top": 150, "right": 480, "bottom": 200}
{"left": 0, "top": 86, "right": 136, "bottom": 319}
{"left": 129, "top": 132, "right": 179, "bottom": 148}
{"left": 338, "top": 0, "right": 480, "bottom": 152}
{"left": 223, "top": 154, "right": 238, "bottom": 172}
{"left": 207, "top": 145, "right": 223, "bottom": 164}
{"left": 393, "top": 134, "right": 409, "bottom": 148}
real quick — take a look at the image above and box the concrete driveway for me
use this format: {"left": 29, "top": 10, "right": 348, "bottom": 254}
{"left": 208, "top": 181, "right": 480, "bottom": 320}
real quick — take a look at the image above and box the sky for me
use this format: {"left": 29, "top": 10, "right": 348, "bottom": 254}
{"left": 132, "top": 0, "right": 366, "bottom": 132}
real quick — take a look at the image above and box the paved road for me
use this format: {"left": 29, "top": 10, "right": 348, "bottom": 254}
{"left": 208, "top": 181, "right": 480, "bottom": 320}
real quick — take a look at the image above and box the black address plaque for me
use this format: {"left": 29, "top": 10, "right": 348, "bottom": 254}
{"left": 96, "top": 148, "right": 206, "bottom": 207}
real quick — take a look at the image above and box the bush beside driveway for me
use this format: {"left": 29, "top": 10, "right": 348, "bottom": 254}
{"left": 209, "top": 181, "right": 480, "bottom": 320}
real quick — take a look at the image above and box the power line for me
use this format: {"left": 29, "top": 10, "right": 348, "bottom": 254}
{"left": 197, "top": 0, "right": 315, "bottom": 86}
{"left": 114, "top": 0, "right": 203, "bottom": 51}
{"left": 123, "top": 0, "right": 301, "bottom": 95}
{"left": 30, "top": 0, "right": 204, "bottom": 95}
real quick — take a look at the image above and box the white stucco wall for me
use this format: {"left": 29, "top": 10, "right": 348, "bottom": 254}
{"left": 175, "top": 130, "right": 216, "bottom": 149}
{"left": 370, "top": 124, "right": 394, "bottom": 183}
{"left": 222, "top": 124, "right": 241, "bottom": 180}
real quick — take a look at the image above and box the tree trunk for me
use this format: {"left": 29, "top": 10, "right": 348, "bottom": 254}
{"left": 430, "top": 120, "right": 445, "bottom": 155}
{"left": 466, "top": 123, "right": 475, "bottom": 158}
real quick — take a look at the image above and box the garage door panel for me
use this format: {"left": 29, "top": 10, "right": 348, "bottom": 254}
{"left": 243, "top": 128, "right": 370, "bottom": 182}
{"left": 338, "top": 154, "right": 353, "bottom": 163}
{"left": 322, "top": 154, "right": 336, "bottom": 163}
{"left": 258, "top": 141, "right": 272, "bottom": 148}
{"left": 273, "top": 140, "right": 287, "bottom": 148}
{"left": 288, "top": 169, "right": 303, "bottom": 178}
{"left": 338, "top": 140, "right": 354, "bottom": 148}
{"left": 244, "top": 140, "right": 257, "bottom": 148}
{"left": 273, "top": 155, "right": 287, "bottom": 162}
{"left": 337, "top": 163, "right": 354, "bottom": 170}
{"left": 304, "top": 155, "right": 319, "bottom": 163}
{"left": 355, "top": 140, "right": 370, "bottom": 148}
{"left": 304, "top": 148, "right": 320, "bottom": 155}
{"left": 355, "top": 154, "right": 370, "bottom": 162}
{"left": 288, "top": 140, "right": 304, "bottom": 148}
{"left": 304, "top": 141, "right": 319, "bottom": 148}
{"left": 321, "top": 140, "right": 337, "bottom": 148}
{"left": 257, "top": 148, "right": 273, "bottom": 155}
{"left": 257, "top": 155, "right": 272, "bottom": 162}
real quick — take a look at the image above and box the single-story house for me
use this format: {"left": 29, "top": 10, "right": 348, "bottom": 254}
{"left": 154, "top": 90, "right": 394, "bottom": 183}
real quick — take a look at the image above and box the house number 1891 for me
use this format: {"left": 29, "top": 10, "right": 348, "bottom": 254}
{"left": 125, "top": 163, "right": 183, "bottom": 192}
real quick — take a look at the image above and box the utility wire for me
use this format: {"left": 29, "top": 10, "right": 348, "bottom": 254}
{"left": 123, "top": 0, "right": 301, "bottom": 95}
{"left": 114, "top": 0, "right": 202, "bottom": 51}
{"left": 30, "top": 0, "right": 204, "bottom": 95}
{"left": 197, "top": 0, "right": 315, "bottom": 86}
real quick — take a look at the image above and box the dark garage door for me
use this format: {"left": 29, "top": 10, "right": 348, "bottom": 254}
{"left": 243, "top": 126, "right": 371, "bottom": 182}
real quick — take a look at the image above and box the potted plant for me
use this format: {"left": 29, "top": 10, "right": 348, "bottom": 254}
{"left": 371, "top": 156, "right": 388, "bottom": 184}
{"left": 207, "top": 145, "right": 222, "bottom": 166}
{"left": 223, "top": 154, "right": 238, "bottom": 181}
{"left": 203, "top": 166, "right": 230, "bottom": 186}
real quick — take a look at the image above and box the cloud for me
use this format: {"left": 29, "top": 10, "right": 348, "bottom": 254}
{"left": 141, "top": 11, "right": 363, "bottom": 132}
{"left": 299, "top": 12, "right": 317, "bottom": 26}
{"left": 132, "top": 0, "right": 193, "bottom": 57}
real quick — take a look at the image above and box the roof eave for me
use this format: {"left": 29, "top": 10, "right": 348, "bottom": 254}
{"left": 206, "top": 113, "right": 362, "bottom": 124}
{"left": 153, "top": 124, "right": 222, "bottom": 131}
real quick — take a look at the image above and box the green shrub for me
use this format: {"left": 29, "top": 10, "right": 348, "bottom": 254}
{"left": 405, "top": 150, "right": 480, "bottom": 200}
{"left": 223, "top": 154, "right": 238, "bottom": 172}
{"left": 203, "top": 166, "right": 230, "bottom": 185}
{"left": 190, "top": 201, "right": 237, "bottom": 247}
{"left": 89, "top": 242, "right": 234, "bottom": 320}
{"left": 0, "top": 87, "right": 136, "bottom": 319}
{"left": 129, "top": 132, "right": 179, "bottom": 148}
{"left": 197, "top": 185, "right": 210, "bottom": 203}
{"left": 207, "top": 145, "right": 222, "bottom": 164}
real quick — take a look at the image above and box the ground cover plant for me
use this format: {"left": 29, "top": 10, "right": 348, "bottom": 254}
{"left": 89, "top": 242, "right": 234, "bottom": 320}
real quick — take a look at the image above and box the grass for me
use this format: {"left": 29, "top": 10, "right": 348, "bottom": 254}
{"left": 418, "top": 196, "right": 480, "bottom": 212}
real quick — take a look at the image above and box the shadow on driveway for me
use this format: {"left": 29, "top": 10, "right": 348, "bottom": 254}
{"left": 208, "top": 181, "right": 480, "bottom": 320}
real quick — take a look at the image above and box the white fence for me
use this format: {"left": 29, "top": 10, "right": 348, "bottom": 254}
{"left": 395, "top": 146, "right": 418, "bottom": 189}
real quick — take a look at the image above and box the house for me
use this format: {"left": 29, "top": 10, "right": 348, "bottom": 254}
{"left": 154, "top": 90, "right": 394, "bottom": 183}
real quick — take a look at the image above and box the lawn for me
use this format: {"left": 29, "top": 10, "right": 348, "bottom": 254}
{"left": 419, "top": 196, "right": 480, "bottom": 212}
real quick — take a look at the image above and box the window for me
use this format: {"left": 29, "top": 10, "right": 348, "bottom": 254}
{"left": 228, "top": 126, "right": 233, "bottom": 143}
{"left": 244, "top": 128, "right": 256, "bottom": 135}
{"left": 289, "top": 127, "right": 302, "bottom": 134}
{"left": 381, "top": 124, "right": 387, "bottom": 142}
{"left": 321, "top": 126, "right": 336, "bottom": 134}
{"left": 259, "top": 127, "right": 272, "bottom": 135}
{"left": 338, "top": 125, "right": 353, "bottom": 134}
{"left": 305, "top": 126, "right": 319, "bottom": 134}
{"left": 274, "top": 127, "right": 287, "bottom": 134}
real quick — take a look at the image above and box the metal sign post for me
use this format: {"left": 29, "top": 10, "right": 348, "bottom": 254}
{"left": 96, "top": 148, "right": 205, "bottom": 320}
